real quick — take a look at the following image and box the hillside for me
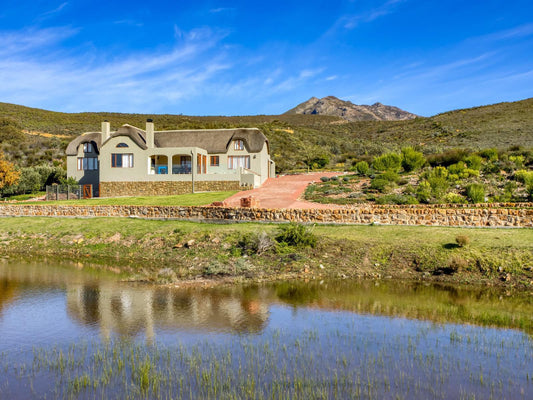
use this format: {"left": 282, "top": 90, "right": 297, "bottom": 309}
{"left": 0, "top": 97, "right": 532, "bottom": 172}
{"left": 284, "top": 96, "right": 417, "bottom": 121}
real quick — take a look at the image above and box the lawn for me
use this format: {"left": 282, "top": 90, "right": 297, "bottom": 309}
{"left": 24, "top": 191, "right": 238, "bottom": 206}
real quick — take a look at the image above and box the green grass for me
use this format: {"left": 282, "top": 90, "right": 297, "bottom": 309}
{"left": 2, "top": 191, "right": 45, "bottom": 201}
{"left": 26, "top": 191, "right": 237, "bottom": 206}
{"left": 0, "top": 217, "right": 531, "bottom": 287}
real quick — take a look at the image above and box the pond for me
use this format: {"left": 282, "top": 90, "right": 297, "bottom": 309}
{"left": 0, "top": 259, "right": 532, "bottom": 399}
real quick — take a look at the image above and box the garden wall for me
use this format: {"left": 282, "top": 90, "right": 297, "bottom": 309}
{"left": 0, "top": 203, "right": 532, "bottom": 227}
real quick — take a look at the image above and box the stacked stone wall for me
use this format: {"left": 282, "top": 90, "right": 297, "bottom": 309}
{"left": 100, "top": 181, "right": 242, "bottom": 197}
{"left": 0, "top": 203, "right": 532, "bottom": 227}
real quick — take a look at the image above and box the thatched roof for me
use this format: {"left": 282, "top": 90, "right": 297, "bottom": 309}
{"left": 66, "top": 126, "right": 268, "bottom": 155}
{"left": 154, "top": 128, "right": 268, "bottom": 153}
{"left": 65, "top": 132, "right": 102, "bottom": 156}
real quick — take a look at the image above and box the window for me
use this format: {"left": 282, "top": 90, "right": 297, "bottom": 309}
{"left": 228, "top": 156, "right": 250, "bottom": 169}
{"left": 112, "top": 153, "right": 133, "bottom": 168}
{"left": 77, "top": 157, "right": 98, "bottom": 170}
{"left": 83, "top": 143, "right": 93, "bottom": 153}
{"left": 234, "top": 140, "right": 244, "bottom": 151}
{"left": 210, "top": 156, "right": 219, "bottom": 166}
{"left": 116, "top": 143, "right": 129, "bottom": 148}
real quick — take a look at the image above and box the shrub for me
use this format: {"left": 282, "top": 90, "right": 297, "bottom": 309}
{"left": 372, "top": 152, "right": 402, "bottom": 172}
{"left": 416, "top": 181, "right": 432, "bottom": 203}
{"left": 447, "top": 162, "right": 466, "bottom": 176}
{"left": 466, "top": 183, "right": 485, "bottom": 203}
{"left": 455, "top": 235, "right": 470, "bottom": 247}
{"left": 445, "top": 256, "right": 468, "bottom": 274}
{"left": 330, "top": 176, "right": 339, "bottom": 181}
{"left": 370, "top": 178, "right": 392, "bottom": 193}
{"left": 380, "top": 170, "right": 400, "bottom": 183}
{"left": 480, "top": 148, "right": 499, "bottom": 161}
{"left": 464, "top": 155, "right": 483, "bottom": 170}
{"left": 443, "top": 192, "right": 467, "bottom": 204}
{"left": 514, "top": 170, "right": 533, "bottom": 184}
{"left": 509, "top": 155, "right": 525, "bottom": 169}
{"left": 238, "top": 231, "right": 275, "bottom": 255}
{"left": 320, "top": 177, "right": 330, "bottom": 182}
{"left": 275, "top": 223, "right": 317, "bottom": 248}
{"left": 342, "top": 176, "right": 349, "bottom": 182}
{"left": 427, "top": 149, "right": 469, "bottom": 167}
{"left": 354, "top": 161, "right": 370, "bottom": 176}
{"left": 401, "top": 147, "right": 426, "bottom": 172}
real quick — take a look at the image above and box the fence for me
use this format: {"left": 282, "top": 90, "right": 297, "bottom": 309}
{"left": 45, "top": 185, "right": 86, "bottom": 201}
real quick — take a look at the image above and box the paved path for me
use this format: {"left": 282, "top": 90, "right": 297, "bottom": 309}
{"left": 224, "top": 172, "right": 344, "bottom": 209}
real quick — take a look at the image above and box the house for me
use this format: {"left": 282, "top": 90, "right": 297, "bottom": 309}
{"left": 66, "top": 120, "right": 275, "bottom": 197}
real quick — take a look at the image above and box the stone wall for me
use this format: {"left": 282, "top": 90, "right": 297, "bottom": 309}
{"left": 100, "top": 180, "right": 242, "bottom": 197}
{"left": 0, "top": 203, "right": 532, "bottom": 227}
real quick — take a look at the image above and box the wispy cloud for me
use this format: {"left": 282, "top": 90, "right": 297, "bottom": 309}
{"left": 470, "top": 23, "right": 533, "bottom": 43}
{"left": 38, "top": 2, "right": 69, "bottom": 20}
{"left": 0, "top": 26, "right": 233, "bottom": 112}
{"left": 113, "top": 19, "right": 144, "bottom": 27}
{"left": 209, "top": 8, "right": 235, "bottom": 14}
{"left": 342, "top": 0, "right": 407, "bottom": 29}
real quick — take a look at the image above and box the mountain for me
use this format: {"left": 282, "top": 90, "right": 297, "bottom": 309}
{"left": 284, "top": 96, "right": 418, "bottom": 121}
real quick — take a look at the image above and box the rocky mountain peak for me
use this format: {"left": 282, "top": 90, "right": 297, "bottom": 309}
{"left": 284, "top": 96, "right": 417, "bottom": 121}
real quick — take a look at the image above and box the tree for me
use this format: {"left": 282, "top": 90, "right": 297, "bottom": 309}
{"left": 0, "top": 151, "right": 20, "bottom": 193}
{"left": 300, "top": 142, "right": 329, "bottom": 172}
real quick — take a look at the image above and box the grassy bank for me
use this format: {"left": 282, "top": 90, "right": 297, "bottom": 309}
{"left": 0, "top": 217, "right": 532, "bottom": 287}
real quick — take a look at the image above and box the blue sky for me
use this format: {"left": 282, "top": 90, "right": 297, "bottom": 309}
{"left": 0, "top": 0, "right": 532, "bottom": 116}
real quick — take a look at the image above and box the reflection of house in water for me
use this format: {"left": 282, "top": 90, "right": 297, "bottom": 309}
{"left": 66, "top": 283, "right": 270, "bottom": 340}
{"left": 0, "top": 279, "right": 19, "bottom": 315}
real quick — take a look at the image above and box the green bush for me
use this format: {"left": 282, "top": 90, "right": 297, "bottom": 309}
{"left": 466, "top": 183, "right": 485, "bottom": 203}
{"left": 447, "top": 162, "right": 466, "bottom": 176}
{"left": 464, "top": 155, "right": 483, "bottom": 170}
{"left": 443, "top": 192, "right": 467, "bottom": 204}
{"left": 372, "top": 152, "right": 402, "bottom": 172}
{"left": 275, "top": 223, "right": 317, "bottom": 248}
{"left": 416, "top": 181, "right": 432, "bottom": 203}
{"left": 514, "top": 170, "right": 533, "bottom": 184}
{"left": 401, "top": 147, "right": 426, "bottom": 172}
{"left": 354, "top": 161, "right": 370, "bottom": 176}
{"left": 480, "top": 148, "right": 499, "bottom": 161}
{"left": 320, "top": 177, "right": 330, "bottom": 182}
{"left": 370, "top": 178, "right": 392, "bottom": 193}
{"left": 380, "top": 170, "right": 400, "bottom": 183}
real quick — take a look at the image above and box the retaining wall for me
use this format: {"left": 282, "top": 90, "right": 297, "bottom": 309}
{"left": 99, "top": 180, "right": 243, "bottom": 197}
{"left": 0, "top": 203, "right": 532, "bottom": 227}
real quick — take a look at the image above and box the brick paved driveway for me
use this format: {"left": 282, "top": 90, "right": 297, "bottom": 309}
{"left": 223, "top": 172, "right": 344, "bottom": 209}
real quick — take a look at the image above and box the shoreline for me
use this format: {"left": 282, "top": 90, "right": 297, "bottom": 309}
{"left": 0, "top": 216, "right": 532, "bottom": 289}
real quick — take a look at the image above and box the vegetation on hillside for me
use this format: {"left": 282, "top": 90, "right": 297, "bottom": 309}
{"left": 306, "top": 146, "right": 533, "bottom": 205}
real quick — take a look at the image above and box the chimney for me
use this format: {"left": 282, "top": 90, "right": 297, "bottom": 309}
{"left": 146, "top": 119, "right": 154, "bottom": 148}
{"left": 101, "top": 121, "right": 111, "bottom": 142}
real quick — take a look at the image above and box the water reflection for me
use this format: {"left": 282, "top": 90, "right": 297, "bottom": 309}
{"left": 1, "top": 260, "right": 533, "bottom": 344}
{"left": 66, "top": 284, "right": 269, "bottom": 340}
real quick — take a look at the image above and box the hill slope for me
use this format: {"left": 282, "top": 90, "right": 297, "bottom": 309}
{"left": 284, "top": 96, "right": 417, "bottom": 121}
{"left": 0, "top": 97, "right": 532, "bottom": 171}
